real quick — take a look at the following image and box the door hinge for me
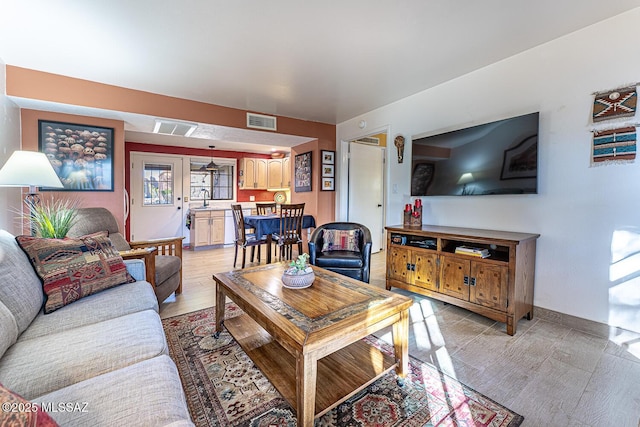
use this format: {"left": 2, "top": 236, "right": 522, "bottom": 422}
{"left": 506, "top": 298, "right": 509, "bottom": 308}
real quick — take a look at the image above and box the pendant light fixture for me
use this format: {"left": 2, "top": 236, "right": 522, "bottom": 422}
{"left": 205, "top": 145, "right": 219, "bottom": 171}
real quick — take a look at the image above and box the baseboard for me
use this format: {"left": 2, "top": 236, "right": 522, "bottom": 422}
{"left": 534, "top": 305, "right": 639, "bottom": 340}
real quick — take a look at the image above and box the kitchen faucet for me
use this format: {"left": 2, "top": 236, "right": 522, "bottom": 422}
{"left": 200, "top": 188, "right": 210, "bottom": 207}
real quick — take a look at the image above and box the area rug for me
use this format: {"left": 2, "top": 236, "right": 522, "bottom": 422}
{"left": 162, "top": 305, "right": 524, "bottom": 427}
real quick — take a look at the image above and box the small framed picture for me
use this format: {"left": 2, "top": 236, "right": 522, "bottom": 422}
{"left": 322, "top": 164, "right": 334, "bottom": 177}
{"left": 322, "top": 177, "right": 335, "bottom": 191}
{"left": 321, "top": 150, "right": 335, "bottom": 165}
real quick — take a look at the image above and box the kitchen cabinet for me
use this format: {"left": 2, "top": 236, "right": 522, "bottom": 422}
{"left": 240, "top": 158, "right": 268, "bottom": 189}
{"left": 266, "top": 157, "right": 291, "bottom": 189}
{"left": 385, "top": 225, "right": 538, "bottom": 335}
{"left": 190, "top": 210, "right": 224, "bottom": 249}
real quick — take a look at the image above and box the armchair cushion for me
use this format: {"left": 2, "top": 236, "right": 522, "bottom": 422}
{"left": 15, "top": 232, "right": 135, "bottom": 314}
{"left": 321, "top": 229, "right": 360, "bottom": 252}
{"left": 314, "top": 251, "right": 364, "bottom": 269}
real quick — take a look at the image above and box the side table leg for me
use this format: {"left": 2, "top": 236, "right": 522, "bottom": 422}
{"left": 296, "top": 352, "right": 317, "bottom": 427}
{"left": 392, "top": 309, "right": 409, "bottom": 378}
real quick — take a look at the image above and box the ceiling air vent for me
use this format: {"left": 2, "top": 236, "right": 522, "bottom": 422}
{"left": 153, "top": 119, "right": 197, "bottom": 137}
{"left": 354, "top": 136, "right": 380, "bottom": 145}
{"left": 247, "top": 113, "right": 277, "bottom": 131}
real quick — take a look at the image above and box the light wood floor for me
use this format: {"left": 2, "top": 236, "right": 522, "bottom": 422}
{"left": 160, "top": 246, "right": 640, "bottom": 427}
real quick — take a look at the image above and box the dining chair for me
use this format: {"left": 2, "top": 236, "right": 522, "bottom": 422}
{"left": 231, "top": 204, "right": 269, "bottom": 268}
{"left": 255, "top": 202, "right": 277, "bottom": 215}
{"left": 272, "top": 203, "right": 305, "bottom": 261}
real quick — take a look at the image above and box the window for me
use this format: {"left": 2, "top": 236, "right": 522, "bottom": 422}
{"left": 143, "top": 163, "right": 173, "bottom": 205}
{"left": 190, "top": 160, "right": 234, "bottom": 201}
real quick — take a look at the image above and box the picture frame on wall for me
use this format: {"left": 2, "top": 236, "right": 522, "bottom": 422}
{"left": 322, "top": 177, "right": 335, "bottom": 191}
{"left": 38, "top": 120, "right": 115, "bottom": 191}
{"left": 294, "top": 151, "right": 312, "bottom": 192}
{"left": 321, "top": 150, "right": 335, "bottom": 164}
{"left": 322, "top": 164, "right": 334, "bottom": 177}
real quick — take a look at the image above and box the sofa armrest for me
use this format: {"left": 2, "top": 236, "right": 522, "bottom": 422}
{"left": 124, "top": 259, "right": 146, "bottom": 281}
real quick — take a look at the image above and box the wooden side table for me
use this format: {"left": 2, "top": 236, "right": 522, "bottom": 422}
{"left": 119, "top": 247, "right": 157, "bottom": 284}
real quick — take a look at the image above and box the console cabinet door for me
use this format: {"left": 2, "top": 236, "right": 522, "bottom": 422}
{"left": 388, "top": 246, "right": 411, "bottom": 282}
{"left": 470, "top": 262, "right": 508, "bottom": 311}
{"left": 439, "top": 256, "right": 470, "bottom": 301}
{"left": 413, "top": 252, "right": 438, "bottom": 291}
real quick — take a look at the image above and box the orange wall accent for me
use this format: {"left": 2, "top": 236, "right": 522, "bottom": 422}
{"left": 20, "top": 109, "right": 126, "bottom": 232}
{"left": 9, "top": 66, "right": 337, "bottom": 234}
{"left": 6, "top": 66, "right": 336, "bottom": 141}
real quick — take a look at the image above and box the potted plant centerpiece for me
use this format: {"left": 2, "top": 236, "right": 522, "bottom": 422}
{"left": 282, "top": 253, "right": 315, "bottom": 289}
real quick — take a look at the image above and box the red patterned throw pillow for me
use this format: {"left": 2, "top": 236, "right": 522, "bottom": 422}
{"left": 321, "top": 229, "right": 360, "bottom": 252}
{"left": 16, "top": 232, "right": 135, "bottom": 314}
{"left": 0, "top": 383, "right": 59, "bottom": 426}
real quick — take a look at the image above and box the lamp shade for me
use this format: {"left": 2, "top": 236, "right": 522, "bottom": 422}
{"left": 0, "top": 151, "right": 64, "bottom": 190}
{"left": 457, "top": 172, "right": 474, "bottom": 185}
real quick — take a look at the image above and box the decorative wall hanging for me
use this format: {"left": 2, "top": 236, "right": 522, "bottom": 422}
{"left": 394, "top": 135, "right": 405, "bottom": 163}
{"left": 38, "top": 120, "right": 114, "bottom": 191}
{"left": 592, "top": 86, "right": 637, "bottom": 123}
{"left": 320, "top": 150, "right": 335, "bottom": 191}
{"left": 591, "top": 126, "right": 636, "bottom": 165}
{"left": 294, "top": 151, "right": 312, "bottom": 192}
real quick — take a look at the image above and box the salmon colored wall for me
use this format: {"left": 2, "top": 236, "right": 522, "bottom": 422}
{"left": 290, "top": 139, "right": 335, "bottom": 228}
{"left": 8, "top": 66, "right": 337, "bottom": 232}
{"left": 6, "top": 66, "right": 336, "bottom": 141}
{"left": 20, "top": 109, "right": 126, "bottom": 231}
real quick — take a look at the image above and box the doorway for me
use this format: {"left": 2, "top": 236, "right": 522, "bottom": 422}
{"left": 130, "top": 153, "right": 185, "bottom": 241}
{"left": 347, "top": 137, "right": 386, "bottom": 253}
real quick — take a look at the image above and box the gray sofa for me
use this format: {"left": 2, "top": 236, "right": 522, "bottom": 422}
{"left": 0, "top": 230, "right": 193, "bottom": 426}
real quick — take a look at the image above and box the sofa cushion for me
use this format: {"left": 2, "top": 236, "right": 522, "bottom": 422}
{"left": 15, "top": 232, "right": 135, "bottom": 314}
{"left": 0, "top": 230, "right": 45, "bottom": 334}
{"left": 0, "top": 301, "right": 18, "bottom": 358}
{"left": 33, "top": 355, "right": 192, "bottom": 427}
{"left": 19, "top": 280, "right": 158, "bottom": 341}
{"left": 0, "top": 382, "right": 59, "bottom": 426}
{"left": 0, "top": 309, "right": 167, "bottom": 399}
{"left": 321, "top": 229, "right": 360, "bottom": 252}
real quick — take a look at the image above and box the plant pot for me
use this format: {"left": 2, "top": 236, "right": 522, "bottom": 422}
{"left": 282, "top": 268, "right": 315, "bottom": 289}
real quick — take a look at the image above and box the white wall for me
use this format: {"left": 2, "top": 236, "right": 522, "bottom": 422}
{"left": 0, "top": 57, "right": 22, "bottom": 234}
{"left": 337, "top": 9, "right": 640, "bottom": 331}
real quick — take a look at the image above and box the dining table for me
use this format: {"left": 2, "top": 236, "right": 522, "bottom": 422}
{"left": 244, "top": 214, "right": 316, "bottom": 263}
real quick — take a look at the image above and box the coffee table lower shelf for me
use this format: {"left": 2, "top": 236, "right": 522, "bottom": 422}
{"left": 223, "top": 313, "right": 396, "bottom": 418}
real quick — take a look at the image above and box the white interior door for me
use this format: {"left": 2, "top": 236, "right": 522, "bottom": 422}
{"left": 130, "top": 153, "right": 184, "bottom": 241}
{"left": 347, "top": 142, "right": 385, "bottom": 253}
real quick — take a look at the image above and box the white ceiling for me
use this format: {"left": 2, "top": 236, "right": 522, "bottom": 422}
{"left": 2, "top": 1, "right": 640, "bottom": 153}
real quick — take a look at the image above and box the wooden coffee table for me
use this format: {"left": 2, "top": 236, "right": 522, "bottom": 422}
{"left": 213, "top": 262, "right": 413, "bottom": 427}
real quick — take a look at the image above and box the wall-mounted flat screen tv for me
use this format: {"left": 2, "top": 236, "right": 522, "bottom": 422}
{"left": 411, "top": 112, "right": 539, "bottom": 196}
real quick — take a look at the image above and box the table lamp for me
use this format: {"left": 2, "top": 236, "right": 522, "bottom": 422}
{"left": 0, "top": 150, "right": 64, "bottom": 234}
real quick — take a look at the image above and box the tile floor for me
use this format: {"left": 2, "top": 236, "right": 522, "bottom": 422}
{"left": 160, "top": 246, "right": 640, "bottom": 427}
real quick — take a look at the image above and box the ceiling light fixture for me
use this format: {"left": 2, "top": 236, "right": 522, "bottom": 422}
{"left": 205, "top": 145, "right": 219, "bottom": 171}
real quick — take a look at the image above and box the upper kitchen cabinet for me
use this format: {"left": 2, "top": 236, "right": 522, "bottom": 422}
{"left": 239, "top": 158, "right": 268, "bottom": 189}
{"left": 267, "top": 158, "right": 291, "bottom": 189}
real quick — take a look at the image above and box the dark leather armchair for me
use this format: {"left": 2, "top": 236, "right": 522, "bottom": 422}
{"left": 308, "top": 222, "right": 372, "bottom": 283}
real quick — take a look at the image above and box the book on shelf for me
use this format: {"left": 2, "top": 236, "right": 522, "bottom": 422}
{"left": 454, "top": 245, "right": 490, "bottom": 258}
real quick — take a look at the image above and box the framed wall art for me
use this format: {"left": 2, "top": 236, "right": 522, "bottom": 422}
{"left": 39, "top": 120, "right": 114, "bottom": 191}
{"left": 322, "top": 177, "right": 335, "bottom": 191}
{"left": 294, "top": 151, "right": 312, "bottom": 192}
{"left": 321, "top": 150, "right": 335, "bottom": 164}
{"left": 320, "top": 149, "right": 335, "bottom": 191}
{"left": 322, "top": 164, "right": 334, "bottom": 177}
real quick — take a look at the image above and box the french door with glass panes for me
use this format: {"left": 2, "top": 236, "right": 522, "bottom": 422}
{"left": 129, "top": 153, "right": 184, "bottom": 241}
